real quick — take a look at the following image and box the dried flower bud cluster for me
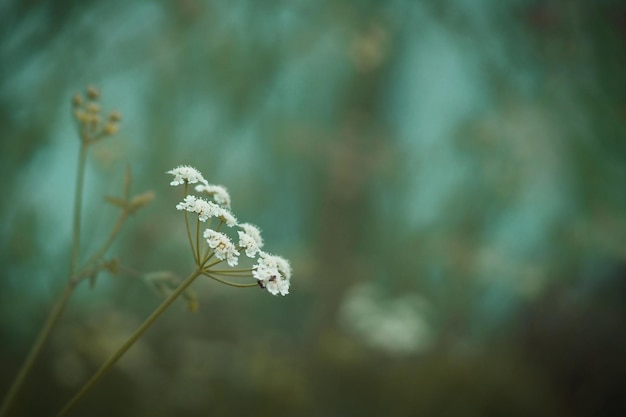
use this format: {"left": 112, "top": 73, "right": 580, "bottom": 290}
{"left": 168, "top": 165, "right": 292, "bottom": 295}
{"left": 72, "top": 85, "right": 121, "bottom": 142}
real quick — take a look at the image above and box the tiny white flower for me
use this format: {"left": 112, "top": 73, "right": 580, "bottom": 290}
{"left": 176, "top": 195, "right": 221, "bottom": 222}
{"left": 215, "top": 207, "right": 237, "bottom": 227}
{"left": 253, "top": 251, "right": 291, "bottom": 296}
{"left": 237, "top": 223, "right": 264, "bottom": 257}
{"left": 195, "top": 184, "right": 231, "bottom": 208}
{"left": 167, "top": 165, "right": 208, "bottom": 186}
{"left": 275, "top": 256, "right": 292, "bottom": 281}
{"left": 203, "top": 229, "right": 240, "bottom": 266}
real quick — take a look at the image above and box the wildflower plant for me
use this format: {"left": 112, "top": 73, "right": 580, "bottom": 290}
{"left": 55, "top": 166, "right": 292, "bottom": 416}
{"left": 168, "top": 165, "right": 292, "bottom": 295}
{"left": 0, "top": 86, "right": 154, "bottom": 417}
{"left": 0, "top": 87, "right": 292, "bottom": 417}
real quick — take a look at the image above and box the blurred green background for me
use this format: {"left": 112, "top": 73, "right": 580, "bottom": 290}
{"left": 1, "top": 0, "right": 625, "bottom": 416}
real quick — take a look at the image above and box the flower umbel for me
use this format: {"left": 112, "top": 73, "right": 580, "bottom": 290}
{"left": 195, "top": 184, "right": 231, "bottom": 208}
{"left": 252, "top": 252, "right": 291, "bottom": 296}
{"left": 167, "top": 165, "right": 208, "bottom": 187}
{"left": 169, "top": 165, "right": 292, "bottom": 296}
{"left": 176, "top": 195, "right": 221, "bottom": 222}
{"left": 237, "top": 223, "right": 264, "bottom": 257}
{"left": 203, "top": 229, "right": 240, "bottom": 266}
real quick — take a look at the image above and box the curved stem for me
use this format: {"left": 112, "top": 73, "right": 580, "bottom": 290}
{"left": 210, "top": 272, "right": 254, "bottom": 278}
{"left": 56, "top": 269, "right": 203, "bottom": 417}
{"left": 203, "top": 273, "right": 258, "bottom": 288}
{"left": 209, "top": 268, "right": 253, "bottom": 274}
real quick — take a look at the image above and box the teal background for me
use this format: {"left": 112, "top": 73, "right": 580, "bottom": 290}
{"left": 1, "top": 0, "right": 625, "bottom": 416}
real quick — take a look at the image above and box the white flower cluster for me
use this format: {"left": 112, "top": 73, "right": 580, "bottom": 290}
{"left": 167, "top": 165, "right": 208, "bottom": 187}
{"left": 237, "top": 223, "right": 263, "bottom": 257}
{"left": 168, "top": 165, "right": 292, "bottom": 296}
{"left": 203, "top": 229, "right": 240, "bottom": 267}
{"left": 195, "top": 184, "right": 231, "bottom": 208}
{"left": 252, "top": 252, "right": 292, "bottom": 296}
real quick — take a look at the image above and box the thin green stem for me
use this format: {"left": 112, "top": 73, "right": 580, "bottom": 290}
{"left": 201, "top": 245, "right": 213, "bottom": 265}
{"left": 184, "top": 211, "right": 197, "bottom": 265}
{"left": 203, "top": 258, "right": 222, "bottom": 269}
{"left": 182, "top": 183, "right": 197, "bottom": 265}
{"left": 78, "top": 210, "right": 128, "bottom": 273}
{"left": 56, "top": 269, "right": 203, "bottom": 417}
{"left": 195, "top": 218, "right": 201, "bottom": 265}
{"left": 209, "top": 268, "right": 253, "bottom": 274}
{"left": 203, "top": 273, "right": 259, "bottom": 288}
{"left": 0, "top": 285, "right": 76, "bottom": 417}
{"left": 116, "top": 265, "right": 143, "bottom": 279}
{"left": 0, "top": 141, "right": 89, "bottom": 417}
{"left": 70, "top": 143, "right": 88, "bottom": 275}
{"left": 210, "top": 272, "right": 254, "bottom": 278}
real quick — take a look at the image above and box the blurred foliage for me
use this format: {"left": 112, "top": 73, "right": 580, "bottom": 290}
{"left": 1, "top": 0, "right": 625, "bottom": 416}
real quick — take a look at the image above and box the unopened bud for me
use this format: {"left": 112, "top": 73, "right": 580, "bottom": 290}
{"left": 74, "top": 110, "right": 88, "bottom": 123}
{"left": 72, "top": 94, "right": 83, "bottom": 107}
{"left": 86, "top": 85, "right": 100, "bottom": 100}
{"left": 86, "top": 102, "right": 101, "bottom": 114}
{"left": 108, "top": 110, "right": 122, "bottom": 122}
{"left": 89, "top": 114, "right": 101, "bottom": 127}
{"left": 103, "top": 122, "right": 119, "bottom": 136}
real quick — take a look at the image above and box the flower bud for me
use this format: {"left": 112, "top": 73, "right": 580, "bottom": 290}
{"left": 86, "top": 85, "right": 100, "bottom": 100}
{"left": 72, "top": 93, "right": 84, "bottom": 107}
{"left": 103, "top": 122, "right": 119, "bottom": 136}
{"left": 86, "top": 102, "right": 101, "bottom": 114}
{"left": 108, "top": 110, "right": 122, "bottom": 122}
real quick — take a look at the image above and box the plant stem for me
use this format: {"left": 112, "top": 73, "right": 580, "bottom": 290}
{"left": 0, "top": 284, "right": 76, "bottom": 417}
{"left": 0, "top": 142, "right": 89, "bottom": 417}
{"left": 184, "top": 211, "right": 197, "bottom": 265}
{"left": 70, "top": 143, "right": 88, "bottom": 275}
{"left": 56, "top": 269, "right": 203, "bottom": 417}
{"left": 210, "top": 268, "right": 253, "bottom": 274}
{"left": 78, "top": 210, "right": 128, "bottom": 272}
{"left": 195, "top": 218, "right": 201, "bottom": 265}
{"left": 203, "top": 273, "right": 258, "bottom": 288}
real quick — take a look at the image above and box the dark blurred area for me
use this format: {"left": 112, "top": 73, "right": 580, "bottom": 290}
{"left": 1, "top": 0, "right": 625, "bottom": 416}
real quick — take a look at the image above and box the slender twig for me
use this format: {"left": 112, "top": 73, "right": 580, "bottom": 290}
{"left": 56, "top": 269, "right": 204, "bottom": 417}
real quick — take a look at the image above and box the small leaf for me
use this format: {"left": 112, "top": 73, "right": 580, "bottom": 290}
{"left": 128, "top": 191, "right": 155, "bottom": 214}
